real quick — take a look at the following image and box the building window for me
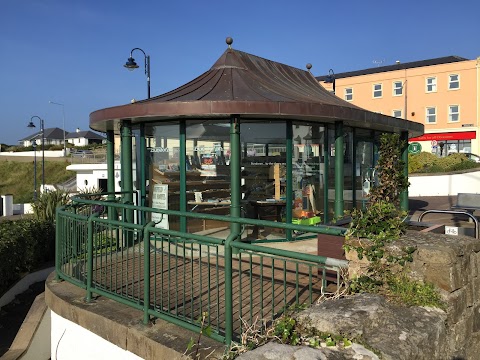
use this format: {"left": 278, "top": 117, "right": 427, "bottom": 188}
{"left": 449, "top": 74, "right": 460, "bottom": 90}
{"left": 426, "top": 107, "right": 436, "bottom": 123}
{"left": 344, "top": 88, "right": 353, "bottom": 101}
{"left": 392, "top": 110, "right": 402, "bottom": 118}
{"left": 373, "top": 83, "right": 382, "bottom": 98}
{"left": 426, "top": 77, "right": 437, "bottom": 93}
{"left": 448, "top": 105, "right": 459, "bottom": 122}
{"left": 393, "top": 81, "right": 403, "bottom": 96}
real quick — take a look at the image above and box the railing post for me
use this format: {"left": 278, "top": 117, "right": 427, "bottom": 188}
{"left": 85, "top": 213, "right": 99, "bottom": 302}
{"left": 143, "top": 222, "right": 155, "bottom": 324}
{"left": 55, "top": 207, "right": 62, "bottom": 281}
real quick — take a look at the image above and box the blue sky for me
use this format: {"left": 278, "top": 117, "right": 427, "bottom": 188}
{"left": 1, "top": 0, "right": 479, "bottom": 145}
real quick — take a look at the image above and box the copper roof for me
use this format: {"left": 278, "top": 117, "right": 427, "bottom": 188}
{"left": 90, "top": 39, "right": 423, "bottom": 137}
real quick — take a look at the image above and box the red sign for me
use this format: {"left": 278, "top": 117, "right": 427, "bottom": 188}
{"left": 410, "top": 131, "right": 476, "bottom": 142}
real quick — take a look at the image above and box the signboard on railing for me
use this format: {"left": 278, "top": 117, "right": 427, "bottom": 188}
{"left": 151, "top": 184, "right": 169, "bottom": 229}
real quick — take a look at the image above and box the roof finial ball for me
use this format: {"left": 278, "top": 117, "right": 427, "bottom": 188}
{"left": 226, "top": 37, "right": 233, "bottom": 49}
{"left": 306, "top": 63, "right": 312, "bottom": 72}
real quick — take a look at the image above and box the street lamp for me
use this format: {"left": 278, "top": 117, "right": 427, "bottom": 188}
{"left": 324, "top": 69, "right": 336, "bottom": 95}
{"left": 49, "top": 101, "right": 67, "bottom": 156}
{"left": 31, "top": 140, "right": 38, "bottom": 200}
{"left": 27, "top": 116, "right": 45, "bottom": 195}
{"left": 124, "top": 47, "right": 151, "bottom": 99}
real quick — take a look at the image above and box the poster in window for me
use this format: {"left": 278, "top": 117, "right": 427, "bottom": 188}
{"left": 200, "top": 154, "right": 217, "bottom": 177}
{"left": 151, "top": 184, "right": 169, "bottom": 229}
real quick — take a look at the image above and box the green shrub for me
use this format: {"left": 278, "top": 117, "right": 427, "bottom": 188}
{"left": 408, "top": 152, "right": 438, "bottom": 173}
{"left": 0, "top": 219, "right": 55, "bottom": 295}
{"left": 409, "top": 152, "right": 480, "bottom": 173}
{"left": 31, "top": 190, "right": 71, "bottom": 223}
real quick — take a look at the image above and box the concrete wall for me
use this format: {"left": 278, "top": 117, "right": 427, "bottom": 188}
{"left": 51, "top": 312, "right": 143, "bottom": 360}
{"left": 0, "top": 150, "right": 65, "bottom": 158}
{"left": 409, "top": 169, "right": 480, "bottom": 196}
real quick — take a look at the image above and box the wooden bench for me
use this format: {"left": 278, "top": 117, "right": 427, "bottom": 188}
{"left": 451, "top": 193, "right": 480, "bottom": 214}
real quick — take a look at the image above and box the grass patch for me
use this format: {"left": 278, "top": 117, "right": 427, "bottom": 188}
{"left": 0, "top": 160, "right": 75, "bottom": 203}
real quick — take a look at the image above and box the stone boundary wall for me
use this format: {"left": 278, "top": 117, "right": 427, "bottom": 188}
{"left": 240, "top": 231, "right": 480, "bottom": 359}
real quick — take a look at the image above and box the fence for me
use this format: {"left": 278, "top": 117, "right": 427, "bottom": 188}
{"left": 56, "top": 194, "right": 347, "bottom": 345}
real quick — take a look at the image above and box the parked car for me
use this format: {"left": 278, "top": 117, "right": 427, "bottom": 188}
{"left": 71, "top": 149, "right": 94, "bottom": 158}
{"left": 464, "top": 153, "right": 480, "bottom": 163}
{"left": 449, "top": 152, "right": 480, "bottom": 163}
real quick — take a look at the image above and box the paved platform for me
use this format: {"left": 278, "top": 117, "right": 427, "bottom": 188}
{"left": 409, "top": 195, "right": 478, "bottom": 229}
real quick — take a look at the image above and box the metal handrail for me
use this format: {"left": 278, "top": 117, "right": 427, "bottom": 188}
{"left": 418, "top": 210, "right": 479, "bottom": 239}
{"left": 56, "top": 197, "right": 348, "bottom": 345}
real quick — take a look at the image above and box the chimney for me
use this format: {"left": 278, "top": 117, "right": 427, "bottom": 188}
{"left": 76, "top": 128, "right": 80, "bottom": 133}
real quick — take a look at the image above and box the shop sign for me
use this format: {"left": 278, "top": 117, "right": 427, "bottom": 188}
{"left": 408, "top": 142, "right": 422, "bottom": 154}
{"left": 410, "top": 131, "right": 476, "bottom": 142}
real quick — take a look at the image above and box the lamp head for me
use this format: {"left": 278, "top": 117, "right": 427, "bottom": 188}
{"left": 27, "top": 121, "right": 36, "bottom": 128}
{"left": 324, "top": 74, "right": 335, "bottom": 84}
{"left": 124, "top": 57, "right": 139, "bottom": 71}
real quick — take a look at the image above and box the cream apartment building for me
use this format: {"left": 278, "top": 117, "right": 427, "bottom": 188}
{"left": 318, "top": 56, "right": 480, "bottom": 156}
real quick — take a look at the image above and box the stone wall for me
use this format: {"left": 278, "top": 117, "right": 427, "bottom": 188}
{"left": 239, "top": 232, "right": 480, "bottom": 359}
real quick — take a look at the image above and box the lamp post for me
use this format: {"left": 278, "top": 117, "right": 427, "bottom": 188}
{"left": 324, "top": 69, "right": 336, "bottom": 95}
{"left": 27, "top": 116, "right": 45, "bottom": 195}
{"left": 32, "top": 140, "right": 38, "bottom": 200}
{"left": 49, "top": 101, "right": 67, "bottom": 156}
{"left": 124, "top": 48, "right": 151, "bottom": 99}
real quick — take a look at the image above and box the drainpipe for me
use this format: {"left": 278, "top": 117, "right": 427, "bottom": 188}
{"left": 106, "top": 130, "right": 116, "bottom": 221}
{"left": 400, "top": 131, "right": 409, "bottom": 212}
{"left": 477, "top": 57, "right": 480, "bottom": 154}
{"left": 323, "top": 129, "right": 329, "bottom": 223}
{"left": 285, "top": 121, "right": 293, "bottom": 240}
{"left": 224, "top": 115, "right": 242, "bottom": 346}
{"left": 334, "top": 121, "right": 344, "bottom": 218}
{"left": 121, "top": 120, "right": 134, "bottom": 224}
{"left": 180, "top": 121, "right": 187, "bottom": 232}
{"left": 139, "top": 124, "right": 146, "bottom": 225}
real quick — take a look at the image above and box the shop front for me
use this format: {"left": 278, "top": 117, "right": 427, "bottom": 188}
{"left": 409, "top": 131, "right": 477, "bottom": 157}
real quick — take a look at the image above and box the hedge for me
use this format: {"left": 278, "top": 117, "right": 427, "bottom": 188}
{"left": 0, "top": 219, "right": 55, "bottom": 295}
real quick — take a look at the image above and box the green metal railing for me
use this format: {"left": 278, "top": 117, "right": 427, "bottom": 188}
{"left": 56, "top": 195, "right": 347, "bottom": 345}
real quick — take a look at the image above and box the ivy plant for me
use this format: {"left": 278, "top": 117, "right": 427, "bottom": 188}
{"left": 344, "top": 133, "right": 443, "bottom": 308}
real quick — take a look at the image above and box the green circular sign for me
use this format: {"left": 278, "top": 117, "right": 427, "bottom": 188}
{"left": 408, "top": 142, "right": 422, "bottom": 154}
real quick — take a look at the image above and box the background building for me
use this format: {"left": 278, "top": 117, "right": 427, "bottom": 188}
{"left": 318, "top": 56, "right": 480, "bottom": 156}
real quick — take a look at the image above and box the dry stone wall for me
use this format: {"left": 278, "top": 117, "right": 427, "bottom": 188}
{"left": 238, "top": 232, "right": 480, "bottom": 359}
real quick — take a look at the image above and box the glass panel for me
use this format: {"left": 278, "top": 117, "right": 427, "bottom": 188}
{"left": 292, "top": 123, "right": 325, "bottom": 225}
{"left": 327, "top": 126, "right": 335, "bottom": 220}
{"left": 145, "top": 123, "right": 180, "bottom": 230}
{"left": 355, "top": 130, "right": 374, "bottom": 209}
{"left": 325, "top": 126, "right": 353, "bottom": 218}
{"left": 343, "top": 128, "right": 354, "bottom": 212}
{"left": 185, "top": 120, "right": 231, "bottom": 233}
{"left": 241, "top": 121, "right": 286, "bottom": 238}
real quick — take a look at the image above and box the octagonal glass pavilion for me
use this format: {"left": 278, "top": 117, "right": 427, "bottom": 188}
{"left": 89, "top": 39, "right": 423, "bottom": 239}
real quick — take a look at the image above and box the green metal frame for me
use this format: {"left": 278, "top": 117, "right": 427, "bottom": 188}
{"left": 334, "top": 121, "right": 344, "bottom": 218}
{"left": 56, "top": 196, "right": 347, "bottom": 346}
